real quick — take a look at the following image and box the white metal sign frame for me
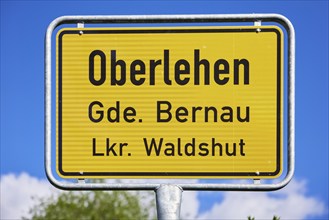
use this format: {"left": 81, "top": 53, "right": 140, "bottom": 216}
{"left": 45, "top": 13, "right": 295, "bottom": 191}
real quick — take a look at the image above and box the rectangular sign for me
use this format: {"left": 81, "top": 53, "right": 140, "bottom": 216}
{"left": 56, "top": 26, "right": 283, "bottom": 178}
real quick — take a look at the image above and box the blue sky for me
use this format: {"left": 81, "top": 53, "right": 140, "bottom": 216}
{"left": 1, "top": 0, "right": 328, "bottom": 219}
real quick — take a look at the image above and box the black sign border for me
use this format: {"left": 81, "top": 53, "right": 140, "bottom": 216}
{"left": 57, "top": 27, "right": 282, "bottom": 178}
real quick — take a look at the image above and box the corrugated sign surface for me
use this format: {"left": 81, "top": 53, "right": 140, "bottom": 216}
{"left": 56, "top": 26, "right": 283, "bottom": 178}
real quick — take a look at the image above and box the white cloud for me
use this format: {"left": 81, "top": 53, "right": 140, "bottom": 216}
{"left": 198, "top": 179, "right": 327, "bottom": 220}
{"left": 0, "top": 173, "right": 327, "bottom": 220}
{"left": 0, "top": 173, "right": 59, "bottom": 219}
{"left": 181, "top": 191, "right": 199, "bottom": 219}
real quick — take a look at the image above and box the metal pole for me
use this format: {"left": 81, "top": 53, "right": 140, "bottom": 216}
{"left": 155, "top": 184, "right": 183, "bottom": 220}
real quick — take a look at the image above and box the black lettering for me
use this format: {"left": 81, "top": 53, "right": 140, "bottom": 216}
{"left": 205, "top": 106, "right": 218, "bottom": 122}
{"left": 130, "top": 60, "right": 146, "bottom": 85}
{"left": 177, "top": 138, "right": 183, "bottom": 156}
{"left": 194, "top": 50, "right": 210, "bottom": 85}
{"left": 164, "top": 143, "right": 175, "bottom": 156}
{"left": 192, "top": 106, "right": 202, "bottom": 122}
{"left": 107, "top": 101, "right": 120, "bottom": 122}
{"left": 144, "top": 138, "right": 163, "bottom": 156}
{"left": 123, "top": 107, "right": 136, "bottom": 123}
{"left": 110, "top": 50, "right": 126, "bottom": 85}
{"left": 89, "top": 49, "right": 250, "bottom": 86}
{"left": 234, "top": 59, "right": 249, "bottom": 85}
{"left": 119, "top": 143, "right": 128, "bottom": 156}
{"left": 185, "top": 138, "right": 196, "bottom": 156}
{"left": 199, "top": 143, "right": 209, "bottom": 156}
{"left": 225, "top": 143, "right": 237, "bottom": 156}
{"left": 237, "top": 106, "right": 250, "bottom": 122}
{"left": 176, "top": 107, "right": 188, "bottom": 122}
{"left": 163, "top": 50, "right": 171, "bottom": 85}
{"left": 214, "top": 59, "right": 229, "bottom": 85}
{"left": 89, "top": 50, "right": 106, "bottom": 86}
{"left": 221, "top": 106, "right": 233, "bottom": 122}
{"left": 157, "top": 101, "right": 172, "bottom": 122}
{"left": 175, "top": 59, "right": 190, "bottom": 85}
{"left": 150, "top": 59, "right": 162, "bottom": 85}
{"left": 239, "top": 139, "right": 246, "bottom": 156}
{"left": 89, "top": 101, "right": 104, "bottom": 123}
{"left": 212, "top": 138, "right": 223, "bottom": 156}
{"left": 106, "top": 138, "right": 117, "bottom": 156}
{"left": 92, "top": 138, "right": 105, "bottom": 156}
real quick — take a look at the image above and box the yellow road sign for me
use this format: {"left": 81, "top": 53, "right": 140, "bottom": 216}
{"left": 56, "top": 26, "right": 283, "bottom": 178}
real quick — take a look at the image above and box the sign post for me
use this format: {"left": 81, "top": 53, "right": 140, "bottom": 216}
{"left": 156, "top": 185, "right": 182, "bottom": 220}
{"left": 45, "top": 14, "right": 295, "bottom": 219}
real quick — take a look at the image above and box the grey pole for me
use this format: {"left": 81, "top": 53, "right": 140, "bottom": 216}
{"left": 156, "top": 184, "right": 183, "bottom": 220}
